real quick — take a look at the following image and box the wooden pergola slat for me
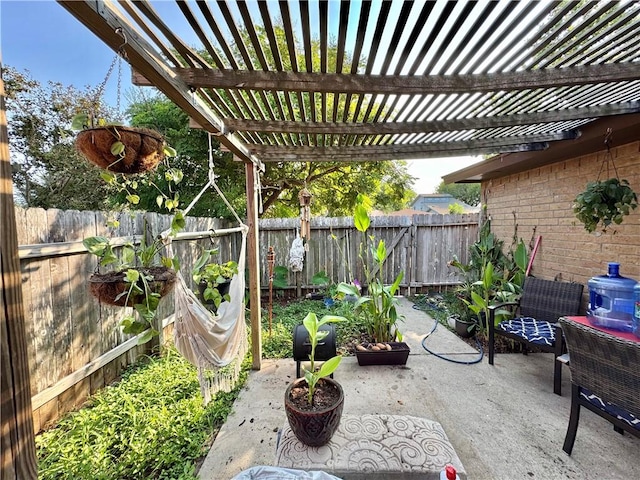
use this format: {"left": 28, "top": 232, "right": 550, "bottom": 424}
{"left": 221, "top": 102, "right": 640, "bottom": 135}
{"left": 136, "top": 63, "right": 640, "bottom": 95}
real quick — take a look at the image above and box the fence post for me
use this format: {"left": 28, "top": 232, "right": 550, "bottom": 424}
{"left": 245, "top": 160, "right": 262, "bottom": 370}
{"left": 1, "top": 58, "right": 38, "bottom": 479}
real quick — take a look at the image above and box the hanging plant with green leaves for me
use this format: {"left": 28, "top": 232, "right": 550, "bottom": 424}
{"left": 573, "top": 178, "right": 637, "bottom": 233}
{"left": 573, "top": 132, "right": 638, "bottom": 234}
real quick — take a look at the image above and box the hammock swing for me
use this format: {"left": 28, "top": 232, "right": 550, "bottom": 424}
{"left": 164, "top": 133, "right": 249, "bottom": 404}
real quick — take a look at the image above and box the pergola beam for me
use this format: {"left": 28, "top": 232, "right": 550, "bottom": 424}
{"left": 132, "top": 63, "right": 640, "bottom": 94}
{"left": 57, "top": 0, "right": 260, "bottom": 168}
{"left": 251, "top": 131, "right": 578, "bottom": 161}
{"left": 254, "top": 143, "right": 549, "bottom": 162}
{"left": 220, "top": 102, "right": 640, "bottom": 134}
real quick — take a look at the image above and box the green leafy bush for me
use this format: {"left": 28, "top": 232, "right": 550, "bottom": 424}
{"left": 573, "top": 178, "right": 638, "bottom": 233}
{"left": 36, "top": 349, "right": 248, "bottom": 480}
{"left": 261, "top": 300, "right": 361, "bottom": 358}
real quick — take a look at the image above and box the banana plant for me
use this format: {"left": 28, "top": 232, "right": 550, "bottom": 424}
{"left": 301, "top": 312, "right": 345, "bottom": 405}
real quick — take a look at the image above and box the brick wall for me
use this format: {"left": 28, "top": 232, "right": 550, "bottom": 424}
{"left": 482, "top": 140, "right": 640, "bottom": 301}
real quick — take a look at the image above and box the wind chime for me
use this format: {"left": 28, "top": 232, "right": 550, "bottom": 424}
{"left": 298, "top": 187, "right": 312, "bottom": 244}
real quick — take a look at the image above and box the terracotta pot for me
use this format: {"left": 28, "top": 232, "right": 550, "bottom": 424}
{"left": 355, "top": 342, "right": 411, "bottom": 366}
{"left": 284, "top": 377, "right": 344, "bottom": 447}
{"left": 88, "top": 267, "right": 176, "bottom": 307}
{"left": 76, "top": 126, "right": 165, "bottom": 174}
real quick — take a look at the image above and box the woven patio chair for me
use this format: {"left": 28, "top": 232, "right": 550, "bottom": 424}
{"left": 559, "top": 317, "right": 640, "bottom": 455}
{"left": 488, "top": 277, "right": 584, "bottom": 395}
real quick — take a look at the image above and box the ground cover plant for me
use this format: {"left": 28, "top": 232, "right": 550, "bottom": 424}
{"left": 36, "top": 348, "right": 249, "bottom": 480}
{"left": 35, "top": 299, "right": 359, "bottom": 479}
{"left": 261, "top": 299, "right": 364, "bottom": 358}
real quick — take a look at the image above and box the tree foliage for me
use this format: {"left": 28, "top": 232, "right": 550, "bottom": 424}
{"left": 6, "top": 50, "right": 415, "bottom": 217}
{"left": 5, "top": 66, "right": 112, "bottom": 209}
{"left": 123, "top": 91, "right": 246, "bottom": 219}
{"left": 436, "top": 181, "right": 481, "bottom": 207}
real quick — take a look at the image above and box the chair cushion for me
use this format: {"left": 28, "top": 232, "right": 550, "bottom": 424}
{"left": 497, "top": 317, "right": 555, "bottom": 346}
{"left": 581, "top": 388, "right": 640, "bottom": 431}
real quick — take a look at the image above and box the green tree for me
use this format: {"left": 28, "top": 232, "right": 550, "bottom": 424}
{"left": 436, "top": 182, "right": 481, "bottom": 207}
{"left": 124, "top": 92, "right": 414, "bottom": 218}
{"left": 5, "top": 66, "right": 112, "bottom": 209}
{"left": 123, "top": 91, "right": 246, "bottom": 219}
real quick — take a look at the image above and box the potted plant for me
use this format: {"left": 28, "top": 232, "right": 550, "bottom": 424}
{"left": 336, "top": 197, "right": 409, "bottom": 365}
{"left": 448, "top": 222, "right": 528, "bottom": 337}
{"left": 71, "top": 113, "right": 177, "bottom": 174}
{"left": 573, "top": 177, "right": 638, "bottom": 233}
{"left": 83, "top": 213, "right": 183, "bottom": 344}
{"left": 284, "top": 312, "right": 345, "bottom": 447}
{"left": 191, "top": 248, "right": 239, "bottom": 312}
{"left": 441, "top": 292, "right": 478, "bottom": 338}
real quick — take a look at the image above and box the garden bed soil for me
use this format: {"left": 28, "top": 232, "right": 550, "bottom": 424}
{"left": 287, "top": 379, "right": 342, "bottom": 412}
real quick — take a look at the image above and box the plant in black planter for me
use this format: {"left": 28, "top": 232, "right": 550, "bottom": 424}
{"left": 191, "top": 248, "right": 238, "bottom": 312}
{"left": 336, "top": 196, "right": 409, "bottom": 365}
{"left": 442, "top": 292, "right": 478, "bottom": 338}
{"left": 573, "top": 177, "right": 638, "bottom": 233}
{"left": 72, "top": 113, "right": 177, "bottom": 174}
{"left": 83, "top": 213, "right": 184, "bottom": 344}
{"left": 285, "top": 312, "right": 345, "bottom": 447}
{"left": 463, "top": 261, "right": 514, "bottom": 336}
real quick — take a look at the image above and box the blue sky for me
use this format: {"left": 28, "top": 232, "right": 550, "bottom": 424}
{"left": 2, "top": 0, "right": 133, "bottom": 106}
{"left": 1, "top": 0, "right": 479, "bottom": 193}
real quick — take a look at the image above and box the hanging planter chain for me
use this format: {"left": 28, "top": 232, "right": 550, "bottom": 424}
{"left": 573, "top": 128, "right": 638, "bottom": 233}
{"left": 595, "top": 128, "right": 619, "bottom": 182}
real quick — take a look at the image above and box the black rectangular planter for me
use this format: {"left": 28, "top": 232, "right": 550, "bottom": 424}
{"left": 355, "top": 342, "right": 410, "bottom": 366}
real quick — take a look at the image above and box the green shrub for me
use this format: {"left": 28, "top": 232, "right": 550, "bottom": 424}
{"left": 36, "top": 348, "right": 249, "bottom": 480}
{"left": 261, "top": 299, "right": 361, "bottom": 358}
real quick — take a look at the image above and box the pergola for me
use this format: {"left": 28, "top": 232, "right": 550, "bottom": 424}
{"left": 2, "top": 1, "right": 639, "bottom": 477}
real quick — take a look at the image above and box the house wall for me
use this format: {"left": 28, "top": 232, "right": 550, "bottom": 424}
{"left": 482, "top": 140, "right": 640, "bottom": 300}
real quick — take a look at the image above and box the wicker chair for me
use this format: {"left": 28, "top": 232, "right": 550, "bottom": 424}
{"left": 488, "top": 277, "right": 584, "bottom": 395}
{"left": 559, "top": 317, "right": 640, "bottom": 455}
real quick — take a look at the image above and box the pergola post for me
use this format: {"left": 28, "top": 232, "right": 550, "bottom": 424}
{"left": 0, "top": 59, "right": 38, "bottom": 478}
{"left": 244, "top": 159, "right": 262, "bottom": 370}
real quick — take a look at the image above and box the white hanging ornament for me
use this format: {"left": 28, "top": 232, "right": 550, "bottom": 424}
{"left": 288, "top": 234, "right": 305, "bottom": 273}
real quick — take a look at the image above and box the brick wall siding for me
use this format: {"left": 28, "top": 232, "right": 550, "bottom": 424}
{"left": 482, "top": 140, "right": 640, "bottom": 306}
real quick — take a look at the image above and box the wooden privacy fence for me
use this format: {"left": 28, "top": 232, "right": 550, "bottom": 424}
{"left": 259, "top": 213, "right": 480, "bottom": 294}
{"left": 15, "top": 207, "right": 239, "bottom": 432}
{"left": 15, "top": 207, "right": 478, "bottom": 432}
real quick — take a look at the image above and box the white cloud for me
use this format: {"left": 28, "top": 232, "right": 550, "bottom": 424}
{"left": 406, "top": 156, "right": 482, "bottom": 194}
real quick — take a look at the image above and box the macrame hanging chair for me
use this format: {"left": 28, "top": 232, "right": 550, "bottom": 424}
{"left": 171, "top": 227, "right": 248, "bottom": 404}
{"left": 164, "top": 133, "right": 250, "bottom": 404}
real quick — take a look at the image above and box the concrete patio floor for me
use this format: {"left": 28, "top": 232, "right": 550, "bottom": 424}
{"left": 198, "top": 298, "right": 639, "bottom": 480}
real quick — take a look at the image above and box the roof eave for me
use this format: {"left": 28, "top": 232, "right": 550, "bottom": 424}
{"left": 442, "top": 113, "right": 640, "bottom": 184}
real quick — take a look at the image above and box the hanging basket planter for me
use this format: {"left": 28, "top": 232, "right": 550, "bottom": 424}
{"left": 88, "top": 266, "right": 176, "bottom": 307}
{"left": 573, "top": 178, "right": 638, "bottom": 233}
{"left": 76, "top": 126, "right": 167, "bottom": 174}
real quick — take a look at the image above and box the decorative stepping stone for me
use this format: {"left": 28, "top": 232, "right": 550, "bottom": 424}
{"left": 275, "top": 414, "right": 466, "bottom": 479}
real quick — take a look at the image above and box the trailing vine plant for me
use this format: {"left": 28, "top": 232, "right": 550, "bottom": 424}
{"left": 572, "top": 131, "right": 638, "bottom": 233}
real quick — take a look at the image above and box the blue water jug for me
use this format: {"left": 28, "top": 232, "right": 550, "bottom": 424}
{"left": 587, "top": 262, "right": 638, "bottom": 332}
{"left": 634, "top": 283, "right": 640, "bottom": 338}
